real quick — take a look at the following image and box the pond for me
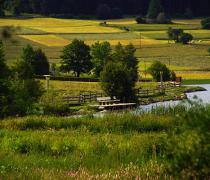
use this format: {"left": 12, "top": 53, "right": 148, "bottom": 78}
{"left": 139, "top": 84, "right": 210, "bottom": 111}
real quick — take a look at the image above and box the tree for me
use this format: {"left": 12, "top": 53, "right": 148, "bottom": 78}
{"left": 21, "top": 44, "right": 35, "bottom": 64}
{"left": 0, "top": 2, "right": 4, "bottom": 17}
{"left": 21, "top": 45, "right": 49, "bottom": 75}
{"left": 60, "top": 39, "right": 92, "bottom": 77}
{"left": 180, "top": 33, "right": 193, "bottom": 44}
{"left": 208, "top": 47, "right": 210, "bottom": 55}
{"left": 100, "top": 62, "right": 136, "bottom": 102}
{"left": 148, "top": 61, "right": 171, "bottom": 82}
{"left": 96, "top": 4, "right": 111, "bottom": 19}
{"left": 167, "top": 28, "right": 183, "bottom": 43}
{"left": 201, "top": 18, "right": 210, "bottom": 29}
{"left": 123, "top": 43, "right": 139, "bottom": 81}
{"left": 147, "top": 0, "right": 162, "bottom": 20}
{"left": 33, "top": 48, "right": 50, "bottom": 75}
{"left": 112, "top": 43, "right": 138, "bottom": 81}
{"left": 0, "top": 41, "right": 10, "bottom": 118}
{"left": 11, "top": 58, "right": 44, "bottom": 116}
{"left": 91, "top": 41, "right": 112, "bottom": 77}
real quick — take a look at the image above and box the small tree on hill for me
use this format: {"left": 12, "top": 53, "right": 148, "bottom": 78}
{"left": 201, "top": 18, "right": 210, "bottom": 29}
{"left": 60, "top": 39, "right": 92, "bottom": 77}
{"left": 91, "top": 41, "right": 112, "bottom": 77}
{"left": 147, "top": 0, "right": 162, "bottom": 20}
{"left": 168, "top": 28, "right": 183, "bottom": 43}
{"left": 180, "top": 33, "right": 193, "bottom": 44}
{"left": 148, "top": 61, "right": 171, "bottom": 82}
{"left": 100, "top": 62, "right": 136, "bottom": 102}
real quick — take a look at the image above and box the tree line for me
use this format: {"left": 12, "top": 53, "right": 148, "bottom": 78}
{"left": 1, "top": 0, "right": 210, "bottom": 18}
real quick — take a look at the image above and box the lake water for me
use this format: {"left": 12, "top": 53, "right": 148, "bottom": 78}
{"left": 139, "top": 84, "right": 210, "bottom": 111}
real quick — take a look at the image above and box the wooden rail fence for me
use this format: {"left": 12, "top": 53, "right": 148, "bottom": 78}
{"left": 63, "top": 92, "right": 104, "bottom": 105}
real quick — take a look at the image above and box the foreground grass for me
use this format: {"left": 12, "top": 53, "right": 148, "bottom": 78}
{"left": 0, "top": 103, "right": 209, "bottom": 179}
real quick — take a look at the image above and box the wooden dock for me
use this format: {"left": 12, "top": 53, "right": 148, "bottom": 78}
{"left": 92, "top": 103, "right": 137, "bottom": 110}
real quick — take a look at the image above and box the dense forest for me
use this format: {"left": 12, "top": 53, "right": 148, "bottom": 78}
{"left": 1, "top": 0, "right": 210, "bottom": 17}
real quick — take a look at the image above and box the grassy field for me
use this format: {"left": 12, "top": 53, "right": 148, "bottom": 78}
{"left": 1, "top": 17, "right": 210, "bottom": 81}
{"left": 0, "top": 104, "right": 209, "bottom": 179}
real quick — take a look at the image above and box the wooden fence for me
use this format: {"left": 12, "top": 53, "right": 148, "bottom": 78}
{"left": 63, "top": 92, "right": 104, "bottom": 105}
{"left": 137, "top": 88, "right": 165, "bottom": 97}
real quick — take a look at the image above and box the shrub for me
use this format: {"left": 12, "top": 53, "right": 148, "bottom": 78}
{"left": 201, "top": 17, "right": 210, "bottom": 29}
{"left": 135, "top": 16, "right": 146, "bottom": 24}
{"left": 208, "top": 47, "right": 210, "bottom": 55}
{"left": 180, "top": 33, "right": 193, "bottom": 44}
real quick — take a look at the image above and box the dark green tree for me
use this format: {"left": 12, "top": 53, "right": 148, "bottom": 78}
{"left": 100, "top": 62, "right": 136, "bottom": 102}
{"left": 91, "top": 41, "right": 112, "bottom": 77}
{"left": 112, "top": 43, "right": 138, "bottom": 81}
{"left": 21, "top": 44, "right": 35, "bottom": 64}
{"left": 21, "top": 45, "right": 49, "bottom": 75}
{"left": 201, "top": 17, "right": 210, "bottom": 29}
{"left": 147, "top": 0, "right": 162, "bottom": 19}
{"left": 33, "top": 48, "right": 50, "bottom": 75}
{"left": 167, "top": 28, "right": 184, "bottom": 43}
{"left": 180, "top": 33, "right": 193, "bottom": 44}
{"left": 208, "top": 47, "right": 210, "bottom": 55}
{"left": 148, "top": 61, "right": 171, "bottom": 82}
{"left": 60, "top": 39, "right": 92, "bottom": 77}
{"left": 0, "top": 1, "right": 4, "bottom": 17}
{"left": 0, "top": 41, "right": 10, "bottom": 118}
{"left": 11, "top": 58, "right": 44, "bottom": 116}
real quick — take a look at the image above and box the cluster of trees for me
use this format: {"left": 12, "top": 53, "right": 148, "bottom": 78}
{"left": 168, "top": 28, "right": 193, "bottom": 44}
{"left": 0, "top": 41, "right": 44, "bottom": 118}
{"left": 60, "top": 39, "right": 138, "bottom": 102}
{"left": 1, "top": 0, "right": 210, "bottom": 18}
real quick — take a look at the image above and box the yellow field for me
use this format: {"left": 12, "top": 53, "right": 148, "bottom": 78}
{"left": 0, "top": 18, "right": 123, "bottom": 34}
{"left": 106, "top": 19, "right": 136, "bottom": 25}
{"left": 177, "top": 71, "right": 210, "bottom": 79}
{"left": 20, "top": 34, "right": 168, "bottom": 47}
{"left": 20, "top": 35, "right": 70, "bottom": 46}
{"left": 34, "top": 26, "right": 123, "bottom": 34}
